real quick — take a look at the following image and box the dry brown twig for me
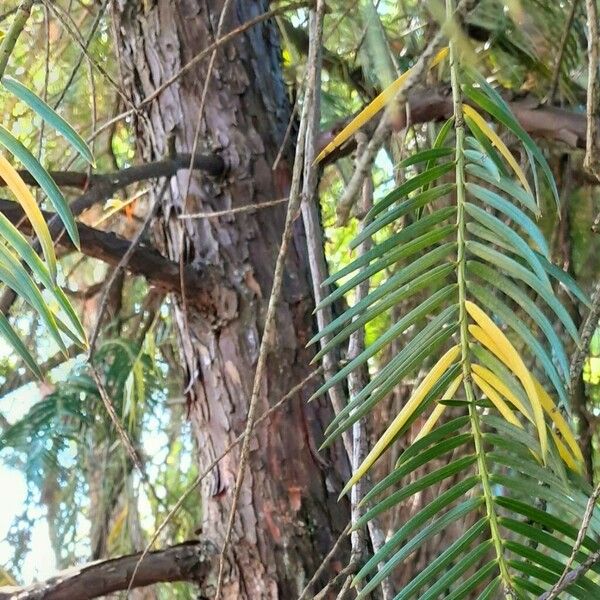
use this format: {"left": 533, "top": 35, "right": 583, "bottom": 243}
{"left": 179, "top": 197, "right": 288, "bottom": 219}
{"left": 540, "top": 482, "right": 600, "bottom": 599}
{"left": 213, "top": 2, "right": 326, "bottom": 595}
{"left": 297, "top": 523, "right": 352, "bottom": 600}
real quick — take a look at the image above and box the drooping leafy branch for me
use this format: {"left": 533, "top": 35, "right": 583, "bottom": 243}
{"left": 0, "top": 2, "right": 89, "bottom": 374}
{"left": 312, "top": 1, "right": 597, "bottom": 597}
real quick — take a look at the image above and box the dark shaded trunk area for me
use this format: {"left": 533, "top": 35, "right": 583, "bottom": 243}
{"left": 114, "top": 1, "right": 349, "bottom": 597}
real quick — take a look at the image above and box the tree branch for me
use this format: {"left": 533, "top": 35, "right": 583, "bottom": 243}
{"left": 0, "top": 200, "right": 233, "bottom": 320}
{"left": 6, "top": 153, "right": 225, "bottom": 218}
{"left": 0, "top": 90, "right": 591, "bottom": 209}
{"left": 316, "top": 86, "right": 595, "bottom": 165}
{"left": 0, "top": 153, "right": 225, "bottom": 316}
{"left": 0, "top": 541, "right": 216, "bottom": 600}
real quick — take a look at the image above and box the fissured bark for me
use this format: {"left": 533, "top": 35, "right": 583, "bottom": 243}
{"left": 114, "top": 1, "right": 349, "bottom": 597}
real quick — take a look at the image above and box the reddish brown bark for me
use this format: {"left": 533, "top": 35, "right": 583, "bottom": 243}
{"left": 114, "top": 1, "right": 349, "bottom": 598}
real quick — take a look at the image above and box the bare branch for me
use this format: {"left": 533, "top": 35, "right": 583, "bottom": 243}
{"left": 1, "top": 153, "right": 225, "bottom": 202}
{"left": 0, "top": 152, "right": 224, "bottom": 318}
{"left": 0, "top": 541, "right": 216, "bottom": 600}
{"left": 583, "top": 0, "right": 600, "bottom": 179}
{"left": 0, "top": 200, "right": 230, "bottom": 319}
{"left": 540, "top": 482, "right": 600, "bottom": 599}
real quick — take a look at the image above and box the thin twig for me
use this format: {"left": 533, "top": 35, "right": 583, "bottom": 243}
{"left": 300, "top": 16, "right": 392, "bottom": 600}
{"left": 540, "top": 482, "right": 600, "bottom": 599}
{"left": 178, "top": 197, "right": 287, "bottom": 219}
{"left": 124, "top": 367, "right": 322, "bottom": 597}
{"left": 345, "top": 134, "right": 394, "bottom": 599}
{"left": 299, "top": 2, "right": 353, "bottom": 460}
{"left": 89, "top": 366, "right": 144, "bottom": 473}
{"left": 583, "top": 0, "right": 600, "bottom": 179}
{"left": 538, "top": 547, "right": 600, "bottom": 600}
{"left": 34, "top": 2, "right": 50, "bottom": 201}
{"left": 138, "top": 0, "right": 311, "bottom": 111}
{"left": 570, "top": 280, "right": 600, "bottom": 393}
{"left": 87, "top": 179, "right": 168, "bottom": 356}
{"left": 213, "top": 3, "right": 325, "bottom": 596}
{"left": 40, "top": 0, "right": 134, "bottom": 109}
{"left": 335, "top": 28, "right": 446, "bottom": 224}
{"left": 273, "top": 98, "right": 300, "bottom": 171}
{"left": 83, "top": 1, "right": 312, "bottom": 144}
{"left": 314, "top": 560, "right": 359, "bottom": 600}
{"left": 548, "top": 0, "right": 581, "bottom": 104}
{"left": 297, "top": 523, "right": 352, "bottom": 600}
{"left": 53, "top": 0, "right": 110, "bottom": 110}
{"left": 348, "top": 133, "right": 371, "bottom": 567}
{"left": 73, "top": 365, "right": 168, "bottom": 528}
{"left": 335, "top": 574, "right": 355, "bottom": 600}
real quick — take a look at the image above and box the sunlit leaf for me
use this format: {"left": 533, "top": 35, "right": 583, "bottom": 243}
{"left": 0, "top": 125, "right": 80, "bottom": 248}
{"left": 0, "top": 155, "right": 56, "bottom": 279}
{"left": 315, "top": 48, "right": 448, "bottom": 163}
{"left": 463, "top": 104, "right": 532, "bottom": 196}
{"left": 340, "top": 344, "right": 461, "bottom": 496}
{"left": 2, "top": 76, "right": 94, "bottom": 165}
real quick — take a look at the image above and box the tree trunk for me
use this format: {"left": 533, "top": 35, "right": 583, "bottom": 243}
{"left": 114, "top": 1, "right": 349, "bottom": 597}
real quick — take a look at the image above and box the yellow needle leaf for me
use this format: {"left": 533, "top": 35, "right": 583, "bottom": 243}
{"left": 106, "top": 505, "right": 128, "bottom": 548}
{"left": 0, "top": 155, "right": 56, "bottom": 280}
{"left": 414, "top": 374, "right": 463, "bottom": 442}
{"left": 471, "top": 363, "right": 530, "bottom": 420}
{"left": 532, "top": 377, "right": 584, "bottom": 465}
{"left": 340, "top": 343, "right": 461, "bottom": 497}
{"left": 315, "top": 48, "right": 449, "bottom": 164}
{"left": 462, "top": 104, "right": 533, "bottom": 196}
{"left": 473, "top": 372, "right": 522, "bottom": 429}
{"left": 414, "top": 404, "right": 446, "bottom": 443}
{"left": 468, "top": 324, "right": 506, "bottom": 360}
{"left": 551, "top": 430, "right": 581, "bottom": 473}
{"left": 466, "top": 300, "right": 547, "bottom": 458}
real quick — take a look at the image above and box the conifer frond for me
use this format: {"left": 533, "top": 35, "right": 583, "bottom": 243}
{"left": 312, "top": 2, "right": 595, "bottom": 596}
